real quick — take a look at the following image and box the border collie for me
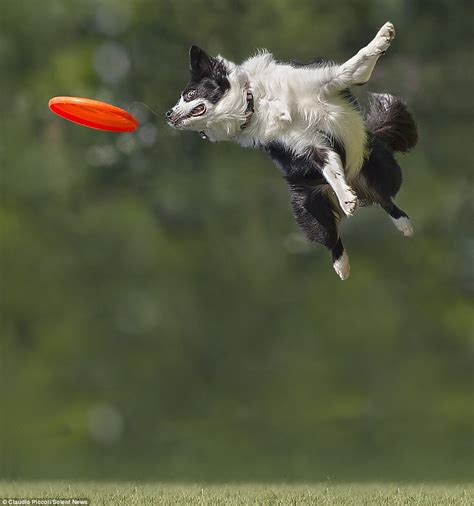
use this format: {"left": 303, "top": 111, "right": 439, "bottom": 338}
{"left": 166, "top": 22, "right": 418, "bottom": 279}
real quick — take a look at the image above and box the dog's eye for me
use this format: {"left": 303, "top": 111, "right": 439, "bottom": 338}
{"left": 185, "top": 90, "right": 196, "bottom": 100}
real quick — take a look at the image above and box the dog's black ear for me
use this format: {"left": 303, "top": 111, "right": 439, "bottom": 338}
{"left": 189, "top": 45, "right": 213, "bottom": 79}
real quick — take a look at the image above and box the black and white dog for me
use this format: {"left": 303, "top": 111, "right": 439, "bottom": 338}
{"left": 166, "top": 22, "right": 418, "bottom": 279}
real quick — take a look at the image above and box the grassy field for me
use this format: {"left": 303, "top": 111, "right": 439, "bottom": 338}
{"left": 0, "top": 482, "right": 472, "bottom": 505}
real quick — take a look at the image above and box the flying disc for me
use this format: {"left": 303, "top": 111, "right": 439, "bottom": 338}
{"left": 48, "top": 96, "right": 138, "bottom": 132}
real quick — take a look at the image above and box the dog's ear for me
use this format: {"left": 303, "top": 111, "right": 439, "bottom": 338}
{"left": 189, "top": 45, "right": 213, "bottom": 79}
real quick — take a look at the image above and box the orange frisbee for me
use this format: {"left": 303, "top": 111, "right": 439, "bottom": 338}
{"left": 48, "top": 96, "right": 139, "bottom": 132}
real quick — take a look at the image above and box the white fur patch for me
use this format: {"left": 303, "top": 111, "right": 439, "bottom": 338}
{"left": 233, "top": 53, "right": 368, "bottom": 176}
{"left": 333, "top": 251, "right": 350, "bottom": 280}
{"left": 322, "top": 152, "right": 358, "bottom": 216}
{"left": 391, "top": 216, "right": 414, "bottom": 237}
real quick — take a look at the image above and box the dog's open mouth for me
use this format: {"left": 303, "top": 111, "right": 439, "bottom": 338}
{"left": 168, "top": 104, "right": 207, "bottom": 128}
{"left": 190, "top": 104, "right": 206, "bottom": 116}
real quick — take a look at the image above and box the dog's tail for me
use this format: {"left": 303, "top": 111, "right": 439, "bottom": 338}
{"left": 365, "top": 93, "right": 418, "bottom": 153}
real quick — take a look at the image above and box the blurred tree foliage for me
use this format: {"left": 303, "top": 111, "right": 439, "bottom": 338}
{"left": 0, "top": 0, "right": 473, "bottom": 481}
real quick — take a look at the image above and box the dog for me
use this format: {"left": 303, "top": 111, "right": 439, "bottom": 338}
{"left": 166, "top": 22, "right": 418, "bottom": 279}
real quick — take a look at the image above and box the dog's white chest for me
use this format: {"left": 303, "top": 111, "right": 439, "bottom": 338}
{"left": 237, "top": 58, "right": 367, "bottom": 178}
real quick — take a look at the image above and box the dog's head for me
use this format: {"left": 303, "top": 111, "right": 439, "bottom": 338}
{"left": 166, "top": 46, "right": 230, "bottom": 132}
{"left": 166, "top": 46, "right": 249, "bottom": 141}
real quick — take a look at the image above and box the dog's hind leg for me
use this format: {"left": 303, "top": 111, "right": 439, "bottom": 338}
{"left": 358, "top": 137, "right": 413, "bottom": 236}
{"left": 381, "top": 200, "right": 414, "bottom": 237}
{"left": 321, "top": 22, "right": 395, "bottom": 93}
{"left": 289, "top": 184, "right": 350, "bottom": 279}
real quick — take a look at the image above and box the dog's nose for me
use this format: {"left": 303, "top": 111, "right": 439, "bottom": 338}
{"left": 165, "top": 109, "right": 173, "bottom": 119}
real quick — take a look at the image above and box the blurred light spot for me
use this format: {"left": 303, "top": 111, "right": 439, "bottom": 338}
{"left": 130, "top": 154, "right": 148, "bottom": 172}
{"left": 95, "top": 3, "right": 131, "bottom": 36}
{"left": 93, "top": 42, "right": 130, "bottom": 84}
{"left": 138, "top": 123, "right": 157, "bottom": 146}
{"left": 116, "top": 133, "right": 137, "bottom": 154}
{"left": 88, "top": 403, "right": 123, "bottom": 444}
{"left": 158, "top": 188, "right": 185, "bottom": 213}
{"left": 86, "top": 144, "right": 119, "bottom": 167}
{"left": 15, "top": 93, "right": 29, "bottom": 115}
{"left": 284, "top": 232, "right": 311, "bottom": 254}
{"left": 115, "top": 292, "right": 161, "bottom": 338}
{"left": 116, "top": 316, "right": 137, "bottom": 336}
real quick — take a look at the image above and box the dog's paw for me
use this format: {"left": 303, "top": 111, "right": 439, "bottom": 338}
{"left": 391, "top": 216, "right": 414, "bottom": 237}
{"left": 373, "top": 21, "right": 395, "bottom": 54}
{"left": 339, "top": 187, "right": 358, "bottom": 217}
{"left": 333, "top": 251, "right": 350, "bottom": 280}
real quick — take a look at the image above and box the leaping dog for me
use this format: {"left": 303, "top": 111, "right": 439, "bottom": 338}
{"left": 166, "top": 22, "right": 418, "bottom": 279}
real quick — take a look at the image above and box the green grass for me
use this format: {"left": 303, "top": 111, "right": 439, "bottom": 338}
{"left": 0, "top": 483, "right": 472, "bottom": 505}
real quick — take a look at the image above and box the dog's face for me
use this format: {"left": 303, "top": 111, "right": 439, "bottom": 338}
{"left": 166, "top": 46, "right": 230, "bottom": 132}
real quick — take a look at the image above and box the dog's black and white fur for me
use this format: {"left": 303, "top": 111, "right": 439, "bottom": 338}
{"left": 166, "top": 22, "right": 418, "bottom": 279}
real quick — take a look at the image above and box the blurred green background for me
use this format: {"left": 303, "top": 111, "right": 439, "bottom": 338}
{"left": 1, "top": 0, "right": 473, "bottom": 482}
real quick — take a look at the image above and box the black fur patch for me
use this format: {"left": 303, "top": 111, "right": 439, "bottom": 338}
{"left": 288, "top": 184, "right": 339, "bottom": 249}
{"left": 331, "top": 238, "right": 344, "bottom": 262}
{"left": 381, "top": 200, "right": 409, "bottom": 220}
{"left": 186, "top": 45, "right": 230, "bottom": 104}
{"left": 353, "top": 94, "right": 418, "bottom": 205}
{"left": 365, "top": 93, "right": 418, "bottom": 153}
{"left": 360, "top": 135, "right": 403, "bottom": 201}
{"left": 265, "top": 142, "right": 341, "bottom": 249}
{"left": 183, "top": 77, "right": 229, "bottom": 105}
{"left": 265, "top": 142, "right": 327, "bottom": 184}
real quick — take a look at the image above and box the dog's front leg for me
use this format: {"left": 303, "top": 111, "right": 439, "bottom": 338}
{"left": 316, "top": 150, "right": 358, "bottom": 216}
{"left": 322, "top": 22, "right": 395, "bottom": 93}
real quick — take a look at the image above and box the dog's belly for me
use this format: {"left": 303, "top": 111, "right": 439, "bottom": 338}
{"left": 277, "top": 91, "right": 367, "bottom": 179}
